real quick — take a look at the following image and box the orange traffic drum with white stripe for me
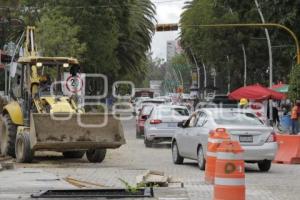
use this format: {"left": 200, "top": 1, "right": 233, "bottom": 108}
{"left": 205, "top": 128, "right": 230, "bottom": 184}
{"left": 214, "top": 140, "right": 245, "bottom": 200}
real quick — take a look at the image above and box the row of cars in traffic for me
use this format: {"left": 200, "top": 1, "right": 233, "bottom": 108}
{"left": 134, "top": 96, "right": 278, "bottom": 172}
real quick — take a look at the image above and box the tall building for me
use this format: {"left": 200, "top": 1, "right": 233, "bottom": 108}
{"left": 166, "top": 40, "right": 183, "bottom": 62}
{"left": 166, "top": 40, "right": 176, "bottom": 62}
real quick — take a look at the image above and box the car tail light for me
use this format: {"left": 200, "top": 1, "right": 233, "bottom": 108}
{"left": 216, "top": 128, "right": 227, "bottom": 133}
{"left": 266, "top": 132, "right": 277, "bottom": 143}
{"left": 209, "top": 128, "right": 227, "bottom": 135}
{"left": 150, "top": 119, "right": 162, "bottom": 124}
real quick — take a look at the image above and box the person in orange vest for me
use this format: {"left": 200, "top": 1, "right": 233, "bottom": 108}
{"left": 291, "top": 101, "right": 299, "bottom": 135}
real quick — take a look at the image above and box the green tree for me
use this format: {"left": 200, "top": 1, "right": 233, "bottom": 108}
{"left": 180, "top": 0, "right": 300, "bottom": 94}
{"left": 36, "top": 12, "right": 86, "bottom": 59}
{"left": 181, "top": 0, "right": 241, "bottom": 92}
{"left": 288, "top": 65, "right": 300, "bottom": 102}
{"left": 170, "top": 54, "right": 192, "bottom": 91}
{"left": 12, "top": 0, "right": 156, "bottom": 84}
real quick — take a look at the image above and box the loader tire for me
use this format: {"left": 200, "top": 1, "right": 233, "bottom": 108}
{"left": 86, "top": 149, "right": 106, "bottom": 163}
{"left": 15, "top": 132, "right": 34, "bottom": 163}
{"left": 0, "top": 114, "right": 17, "bottom": 157}
{"left": 63, "top": 151, "right": 85, "bottom": 159}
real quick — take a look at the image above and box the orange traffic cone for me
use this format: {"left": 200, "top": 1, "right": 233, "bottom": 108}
{"left": 204, "top": 128, "right": 230, "bottom": 184}
{"left": 214, "top": 140, "right": 245, "bottom": 200}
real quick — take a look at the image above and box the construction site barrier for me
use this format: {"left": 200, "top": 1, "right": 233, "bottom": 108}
{"left": 273, "top": 134, "right": 300, "bottom": 164}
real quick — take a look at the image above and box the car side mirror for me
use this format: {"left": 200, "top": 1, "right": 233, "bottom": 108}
{"left": 141, "top": 115, "right": 148, "bottom": 120}
{"left": 178, "top": 121, "right": 186, "bottom": 128}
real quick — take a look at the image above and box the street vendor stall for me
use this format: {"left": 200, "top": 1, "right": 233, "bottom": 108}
{"left": 229, "top": 84, "right": 286, "bottom": 101}
{"left": 229, "top": 84, "right": 286, "bottom": 123}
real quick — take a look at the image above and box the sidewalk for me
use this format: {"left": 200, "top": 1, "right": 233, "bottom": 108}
{"left": 0, "top": 168, "right": 189, "bottom": 200}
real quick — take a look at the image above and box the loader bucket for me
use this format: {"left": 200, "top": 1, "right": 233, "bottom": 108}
{"left": 29, "top": 113, "right": 126, "bottom": 151}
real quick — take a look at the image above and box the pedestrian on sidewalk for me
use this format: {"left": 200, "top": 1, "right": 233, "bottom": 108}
{"left": 291, "top": 101, "right": 299, "bottom": 135}
{"left": 273, "top": 104, "right": 280, "bottom": 126}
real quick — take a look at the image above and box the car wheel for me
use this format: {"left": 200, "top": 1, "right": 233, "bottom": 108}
{"left": 144, "top": 137, "right": 153, "bottom": 148}
{"left": 197, "top": 146, "right": 206, "bottom": 171}
{"left": 172, "top": 141, "right": 184, "bottom": 164}
{"left": 136, "top": 128, "right": 141, "bottom": 139}
{"left": 197, "top": 146, "right": 206, "bottom": 170}
{"left": 258, "top": 160, "right": 272, "bottom": 172}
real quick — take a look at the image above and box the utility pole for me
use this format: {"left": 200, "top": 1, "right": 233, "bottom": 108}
{"left": 254, "top": 0, "right": 273, "bottom": 124}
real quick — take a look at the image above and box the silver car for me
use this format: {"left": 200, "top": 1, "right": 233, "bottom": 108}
{"left": 172, "top": 108, "right": 278, "bottom": 172}
{"left": 144, "top": 105, "right": 190, "bottom": 147}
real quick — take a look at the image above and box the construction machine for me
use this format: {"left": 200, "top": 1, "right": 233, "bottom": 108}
{"left": 0, "top": 26, "right": 125, "bottom": 163}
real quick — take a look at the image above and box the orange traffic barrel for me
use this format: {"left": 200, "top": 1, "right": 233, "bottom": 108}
{"left": 214, "top": 140, "right": 245, "bottom": 200}
{"left": 204, "top": 128, "right": 230, "bottom": 184}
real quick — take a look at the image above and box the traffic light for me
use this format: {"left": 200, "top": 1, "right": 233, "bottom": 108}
{"left": 156, "top": 23, "right": 179, "bottom": 32}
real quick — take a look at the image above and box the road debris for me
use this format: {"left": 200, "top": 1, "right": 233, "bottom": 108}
{"left": 136, "top": 170, "right": 184, "bottom": 188}
{"left": 64, "top": 177, "right": 109, "bottom": 188}
{"left": 0, "top": 155, "right": 12, "bottom": 163}
{"left": 0, "top": 162, "right": 15, "bottom": 171}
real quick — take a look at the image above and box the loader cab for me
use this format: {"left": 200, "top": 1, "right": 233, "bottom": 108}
{"left": 10, "top": 57, "right": 80, "bottom": 125}
{"left": 16, "top": 57, "right": 80, "bottom": 98}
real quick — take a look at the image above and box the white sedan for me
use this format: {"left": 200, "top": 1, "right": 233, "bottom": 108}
{"left": 172, "top": 108, "right": 278, "bottom": 172}
{"left": 144, "top": 105, "right": 190, "bottom": 147}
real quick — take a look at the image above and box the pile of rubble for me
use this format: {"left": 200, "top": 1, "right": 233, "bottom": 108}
{"left": 136, "top": 170, "right": 184, "bottom": 188}
{"left": 0, "top": 156, "right": 14, "bottom": 171}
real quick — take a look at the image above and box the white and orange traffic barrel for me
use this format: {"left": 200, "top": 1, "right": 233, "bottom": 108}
{"left": 214, "top": 140, "right": 245, "bottom": 200}
{"left": 205, "top": 128, "right": 230, "bottom": 184}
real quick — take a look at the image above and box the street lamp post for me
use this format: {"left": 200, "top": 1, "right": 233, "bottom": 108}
{"left": 190, "top": 48, "right": 207, "bottom": 99}
{"left": 254, "top": 0, "right": 274, "bottom": 124}
{"left": 241, "top": 44, "right": 247, "bottom": 86}
{"left": 201, "top": 58, "right": 207, "bottom": 99}
{"left": 211, "top": 67, "right": 217, "bottom": 95}
{"left": 226, "top": 55, "right": 231, "bottom": 94}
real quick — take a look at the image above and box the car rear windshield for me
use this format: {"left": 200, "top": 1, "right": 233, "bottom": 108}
{"left": 157, "top": 107, "right": 189, "bottom": 116}
{"left": 141, "top": 106, "right": 153, "bottom": 115}
{"left": 212, "top": 112, "right": 263, "bottom": 126}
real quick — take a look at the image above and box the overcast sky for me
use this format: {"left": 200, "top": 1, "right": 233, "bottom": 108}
{"left": 151, "top": 0, "right": 186, "bottom": 60}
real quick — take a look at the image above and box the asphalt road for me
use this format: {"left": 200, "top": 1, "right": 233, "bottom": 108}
{"left": 1, "top": 118, "right": 300, "bottom": 200}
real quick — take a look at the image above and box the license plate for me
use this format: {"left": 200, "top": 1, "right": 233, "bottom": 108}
{"left": 168, "top": 123, "right": 177, "bottom": 127}
{"left": 239, "top": 135, "right": 253, "bottom": 143}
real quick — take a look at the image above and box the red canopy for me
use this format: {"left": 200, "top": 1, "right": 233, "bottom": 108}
{"left": 229, "top": 84, "right": 286, "bottom": 101}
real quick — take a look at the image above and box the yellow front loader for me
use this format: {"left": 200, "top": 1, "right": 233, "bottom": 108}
{"left": 0, "top": 27, "right": 125, "bottom": 163}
